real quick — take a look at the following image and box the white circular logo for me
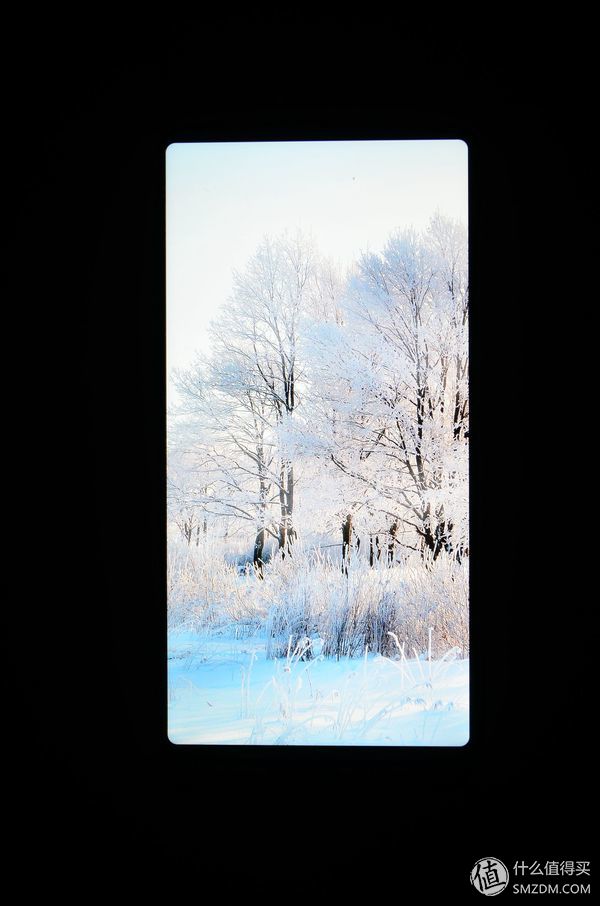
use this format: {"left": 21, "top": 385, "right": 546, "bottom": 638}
{"left": 470, "top": 857, "right": 509, "bottom": 896}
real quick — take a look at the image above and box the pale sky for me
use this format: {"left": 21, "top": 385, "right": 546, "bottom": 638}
{"left": 166, "top": 139, "right": 468, "bottom": 402}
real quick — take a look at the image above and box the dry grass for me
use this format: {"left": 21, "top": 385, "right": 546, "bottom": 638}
{"left": 167, "top": 539, "right": 469, "bottom": 658}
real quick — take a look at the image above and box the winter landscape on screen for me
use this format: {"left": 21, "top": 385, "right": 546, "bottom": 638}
{"left": 167, "top": 141, "right": 469, "bottom": 745}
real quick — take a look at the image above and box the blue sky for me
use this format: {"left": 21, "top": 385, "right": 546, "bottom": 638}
{"left": 166, "top": 139, "right": 468, "bottom": 394}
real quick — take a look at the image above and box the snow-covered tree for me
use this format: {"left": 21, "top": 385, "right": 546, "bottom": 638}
{"left": 167, "top": 449, "right": 210, "bottom": 545}
{"left": 170, "top": 230, "right": 344, "bottom": 568}
{"left": 304, "top": 216, "right": 468, "bottom": 561}
{"left": 171, "top": 349, "right": 278, "bottom": 571}
{"left": 210, "top": 231, "right": 321, "bottom": 556}
{"left": 169, "top": 217, "right": 468, "bottom": 570}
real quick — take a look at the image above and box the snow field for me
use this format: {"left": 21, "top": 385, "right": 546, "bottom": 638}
{"left": 168, "top": 627, "right": 469, "bottom": 746}
{"left": 167, "top": 541, "right": 469, "bottom": 745}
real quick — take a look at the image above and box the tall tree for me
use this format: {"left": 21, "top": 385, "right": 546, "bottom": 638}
{"left": 216, "top": 231, "right": 319, "bottom": 555}
{"left": 171, "top": 230, "right": 328, "bottom": 564}
{"left": 171, "top": 351, "right": 279, "bottom": 568}
{"left": 306, "top": 217, "right": 469, "bottom": 561}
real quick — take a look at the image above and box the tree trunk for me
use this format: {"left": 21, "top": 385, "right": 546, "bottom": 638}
{"left": 421, "top": 512, "right": 454, "bottom": 562}
{"left": 388, "top": 522, "right": 398, "bottom": 565}
{"left": 287, "top": 464, "right": 294, "bottom": 527}
{"left": 278, "top": 461, "right": 295, "bottom": 558}
{"left": 369, "top": 534, "right": 382, "bottom": 567}
{"left": 342, "top": 513, "right": 352, "bottom": 575}
{"left": 278, "top": 462, "right": 287, "bottom": 557}
{"left": 253, "top": 528, "right": 265, "bottom": 578}
{"left": 278, "top": 521, "right": 287, "bottom": 556}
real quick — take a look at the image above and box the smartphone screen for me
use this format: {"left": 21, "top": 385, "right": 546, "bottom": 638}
{"left": 166, "top": 139, "right": 469, "bottom": 746}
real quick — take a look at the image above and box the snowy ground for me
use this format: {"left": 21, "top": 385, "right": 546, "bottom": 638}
{"left": 168, "top": 627, "right": 469, "bottom": 746}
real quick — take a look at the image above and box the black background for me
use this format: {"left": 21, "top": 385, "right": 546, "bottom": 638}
{"left": 8, "top": 30, "right": 591, "bottom": 892}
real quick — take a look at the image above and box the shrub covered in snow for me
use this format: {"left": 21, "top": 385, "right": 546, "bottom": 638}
{"left": 167, "top": 539, "right": 468, "bottom": 658}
